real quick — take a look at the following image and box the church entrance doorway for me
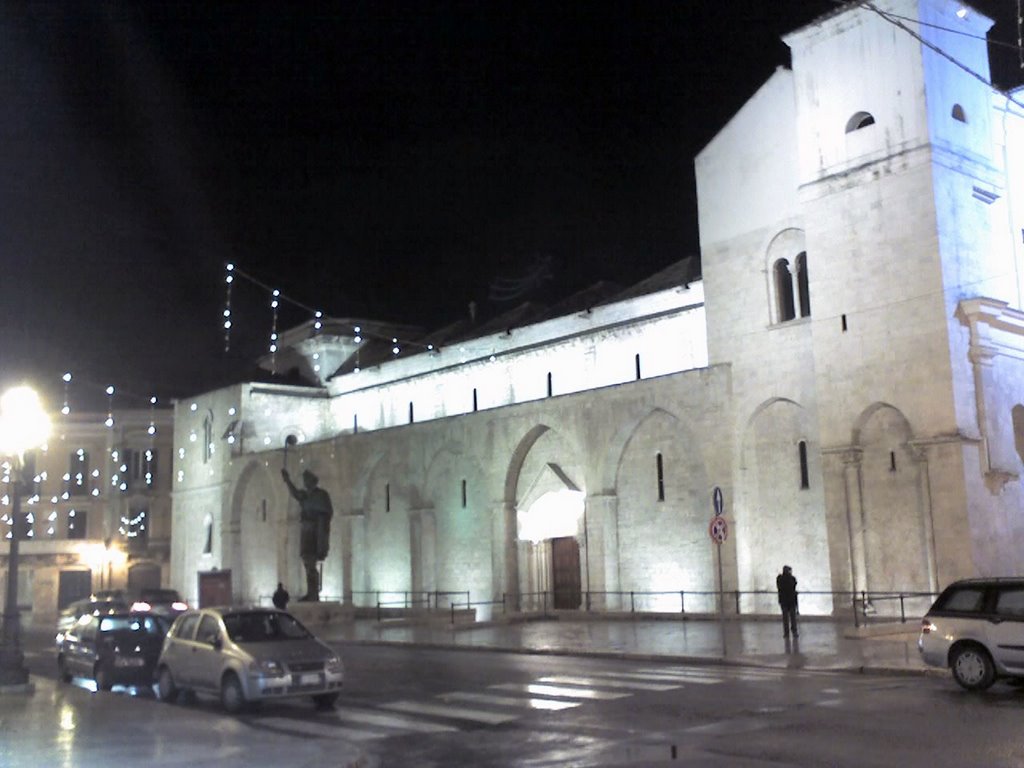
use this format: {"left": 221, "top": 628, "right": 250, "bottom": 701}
{"left": 198, "top": 570, "right": 232, "bottom": 607}
{"left": 551, "top": 536, "right": 581, "bottom": 609}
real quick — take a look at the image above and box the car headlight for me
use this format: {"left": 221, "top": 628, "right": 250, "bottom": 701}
{"left": 325, "top": 656, "right": 344, "bottom": 675}
{"left": 249, "top": 659, "right": 285, "bottom": 677}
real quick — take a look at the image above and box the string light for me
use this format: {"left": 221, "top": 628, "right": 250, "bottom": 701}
{"left": 62, "top": 372, "right": 72, "bottom": 415}
{"left": 270, "top": 289, "right": 280, "bottom": 373}
{"left": 224, "top": 263, "right": 234, "bottom": 352}
{"left": 105, "top": 386, "right": 115, "bottom": 428}
{"left": 148, "top": 396, "right": 157, "bottom": 436}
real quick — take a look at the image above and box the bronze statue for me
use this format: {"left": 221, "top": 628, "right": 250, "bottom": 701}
{"left": 281, "top": 468, "right": 333, "bottom": 601}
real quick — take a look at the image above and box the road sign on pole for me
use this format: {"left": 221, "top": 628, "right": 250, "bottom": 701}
{"left": 708, "top": 515, "right": 728, "bottom": 544}
{"left": 712, "top": 486, "right": 724, "bottom": 517}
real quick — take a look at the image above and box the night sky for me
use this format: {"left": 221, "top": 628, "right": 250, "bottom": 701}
{"left": 1, "top": 1, "right": 1020, "bottom": 409}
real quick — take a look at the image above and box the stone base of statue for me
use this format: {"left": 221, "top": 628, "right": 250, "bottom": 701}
{"left": 288, "top": 600, "right": 354, "bottom": 631}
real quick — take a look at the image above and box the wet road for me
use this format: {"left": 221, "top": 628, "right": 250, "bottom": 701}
{"left": 16, "top": 632, "right": 1024, "bottom": 767}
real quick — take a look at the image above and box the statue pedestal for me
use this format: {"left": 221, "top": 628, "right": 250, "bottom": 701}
{"left": 288, "top": 601, "right": 353, "bottom": 631}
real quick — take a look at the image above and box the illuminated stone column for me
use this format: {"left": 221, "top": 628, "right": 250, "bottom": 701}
{"left": 491, "top": 501, "right": 519, "bottom": 611}
{"left": 582, "top": 494, "right": 620, "bottom": 611}
{"left": 409, "top": 508, "right": 436, "bottom": 599}
{"left": 840, "top": 449, "right": 868, "bottom": 597}
{"left": 908, "top": 443, "right": 939, "bottom": 593}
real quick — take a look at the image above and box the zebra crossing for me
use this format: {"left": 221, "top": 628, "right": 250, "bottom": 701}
{"left": 245, "top": 664, "right": 816, "bottom": 743}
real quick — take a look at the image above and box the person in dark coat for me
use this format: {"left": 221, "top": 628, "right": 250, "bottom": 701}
{"left": 776, "top": 565, "right": 798, "bottom": 638}
{"left": 272, "top": 582, "right": 290, "bottom": 610}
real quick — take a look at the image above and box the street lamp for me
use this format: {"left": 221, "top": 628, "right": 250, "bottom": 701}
{"left": 0, "top": 385, "right": 51, "bottom": 692}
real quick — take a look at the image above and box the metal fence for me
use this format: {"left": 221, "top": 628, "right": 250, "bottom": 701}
{"left": 259, "top": 586, "right": 938, "bottom": 627}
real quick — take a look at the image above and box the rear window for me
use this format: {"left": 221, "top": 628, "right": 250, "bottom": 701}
{"left": 98, "top": 615, "right": 166, "bottom": 635}
{"left": 935, "top": 586, "right": 986, "bottom": 613}
{"left": 140, "top": 588, "right": 181, "bottom": 602}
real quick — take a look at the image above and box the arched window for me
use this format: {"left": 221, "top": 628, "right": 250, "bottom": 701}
{"left": 795, "top": 251, "right": 811, "bottom": 318}
{"left": 774, "top": 259, "right": 796, "bottom": 322}
{"left": 951, "top": 104, "right": 967, "bottom": 123}
{"left": 845, "top": 111, "right": 876, "bottom": 133}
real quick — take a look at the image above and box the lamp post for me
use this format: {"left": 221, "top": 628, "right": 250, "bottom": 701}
{"left": 0, "top": 386, "right": 51, "bottom": 692}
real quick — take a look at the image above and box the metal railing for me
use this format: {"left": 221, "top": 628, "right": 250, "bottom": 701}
{"left": 261, "top": 586, "right": 940, "bottom": 628}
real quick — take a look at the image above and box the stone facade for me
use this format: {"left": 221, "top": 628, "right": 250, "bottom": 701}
{"left": 170, "top": 0, "right": 1024, "bottom": 618}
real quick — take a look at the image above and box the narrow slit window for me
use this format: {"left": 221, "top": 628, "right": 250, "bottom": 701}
{"left": 798, "top": 441, "right": 809, "bottom": 489}
{"left": 472, "top": 388, "right": 478, "bottom": 412}
{"left": 656, "top": 452, "right": 665, "bottom": 502}
{"left": 385, "top": 483, "right": 391, "bottom": 512}
{"left": 841, "top": 314, "right": 848, "bottom": 332}
{"left": 353, "top": 414, "right": 358, "bottom": 434}
{"left": 461, "top": 479, "right": 467, "bottom": 508}
{"left": 890, "top": 451, "right": 897, "bottom": 472}
{"left": 408, "top": 402, "right": 414, "bottom": 424}
{"left": 635, "top": 354, "right": 642, "bottom": 381}
{"left": 547, "top": 372, "right": 553, "bottom": 397}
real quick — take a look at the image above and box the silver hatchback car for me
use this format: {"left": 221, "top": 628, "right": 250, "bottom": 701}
{"left": 918, "top": 578, "right": 1024, "bottom": 690}
{"left": 156, "top": 606, "right": 344, "bottom": 712}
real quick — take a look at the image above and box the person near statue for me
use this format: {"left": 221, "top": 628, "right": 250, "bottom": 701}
{"left": 281, "top": 468, "right": 333, "bottom": 601}
{"left": 776, "top": 564, "right": 799, "bottom": 638}
{"left": 272, "top": 582, "right": 290, "bottom": 610}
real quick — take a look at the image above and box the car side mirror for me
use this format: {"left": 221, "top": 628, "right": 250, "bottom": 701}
{"left": 211, "top": 635, "right": 223, "bottom": 650}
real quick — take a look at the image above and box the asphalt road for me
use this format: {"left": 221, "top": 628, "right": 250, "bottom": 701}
{"left": 21, "top": 631, "right": 1024, "bottom": 767}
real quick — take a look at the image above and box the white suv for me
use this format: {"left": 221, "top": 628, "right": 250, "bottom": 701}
{"left": 918, "top": 578, "right": 1024, "bottom": 691}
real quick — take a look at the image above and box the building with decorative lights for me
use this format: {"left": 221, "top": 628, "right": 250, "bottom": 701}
{"left": 1, "top": 407, "right": 175, "bottom": 618}
{"left": 170, "top": 0, "right": 1024, "bottom": 617}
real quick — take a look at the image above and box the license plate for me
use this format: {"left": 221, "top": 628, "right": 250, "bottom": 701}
{"left": 115, "top": 657, "right": 145, "bottom": 667}
{"left": 299, "top": 673, "right": 320, "bottom": 686}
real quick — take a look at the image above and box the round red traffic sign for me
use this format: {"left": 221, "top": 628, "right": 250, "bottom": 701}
{"left": 708, "top": 515, "right": 728, "bottom": 544}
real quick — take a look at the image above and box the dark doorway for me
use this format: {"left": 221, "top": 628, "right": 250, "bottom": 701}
{"left": 198, "top": 570, "right": 232, "bottom": 607}
{"left": 128, "top": 562, "right": 161, "bottom": 594}
{"left": 57, "top": 569, "right": 92, "bottom": 609}
{"left": 551, "top": 536, "right": 581, "bottom": 609}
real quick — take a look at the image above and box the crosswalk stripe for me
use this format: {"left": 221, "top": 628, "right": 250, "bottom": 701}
{"left": 536, "top": 675, "right": 680, "bottom": 692}
{"left": 380, "top": 699, "right": 519, "bottom": 724}
{"left": 584, "top": 670, "right": 720, "bottom": 683}
{"left": 490, "top": 683, "right": 629, "bottom": 700}
{"left": 439, "top": 691, "right": 580, "bottom": 711}
{"left": 257, "top": 716, "right": 385, "bottom": 742}
{"left": 332, "top": 706, "right": 458, "bottom": 733}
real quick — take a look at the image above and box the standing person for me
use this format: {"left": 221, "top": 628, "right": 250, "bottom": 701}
{"left": 776, "top": 565, "right": 798, "bottom": 638}
{"left": 272, "top": 582, "right": 290, "bottom": 610}
{"left": 281, "top": 468, "right": 334, "bottom": 601}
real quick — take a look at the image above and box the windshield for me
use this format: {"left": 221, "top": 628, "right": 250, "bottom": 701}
{"left": 222, "top": 611, "right": 311, "bottom": 643}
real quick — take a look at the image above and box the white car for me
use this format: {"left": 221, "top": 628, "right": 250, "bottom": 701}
{"left": 156, "top": 606, "right": 344, "bottom": 712}
{"left": 918, "top": 578, "right": 1024, "bottom": 690}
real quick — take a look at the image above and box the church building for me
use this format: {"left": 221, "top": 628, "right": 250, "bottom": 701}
{"left": 170, "top": 0, "right": 1024, "bottom": 618}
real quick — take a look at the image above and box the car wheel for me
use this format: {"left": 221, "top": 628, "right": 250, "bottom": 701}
{"left": 220, "top": 672, "right": 247, "bottom": 714}
{"left": 951, "top": 644, "right": 996, "bottom": 691}
{"left": 157, "top": 666, "right": 179, "bottom": 703}
{"left": 312, "top": 692, "right": 339, "bottom": 710}
{"left": 57, "top": 656, "right": 71, "bottom": 683}
{"left": 95, "top": 663, "right": 113, "bottom": 692}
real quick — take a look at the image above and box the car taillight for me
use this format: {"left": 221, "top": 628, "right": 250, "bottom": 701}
{"left": 921, "top": 619, "right": 936, "bottom": 634}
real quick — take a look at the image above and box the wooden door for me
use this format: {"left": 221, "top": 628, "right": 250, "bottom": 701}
{"left": 57, "top": 569, "right": 93, "bottom": 609}
{"left": 551, "top": 536, "right": 581, "bottom": 609}
{"left": 198, "top": 570, "right": 232, "bottom": 608}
